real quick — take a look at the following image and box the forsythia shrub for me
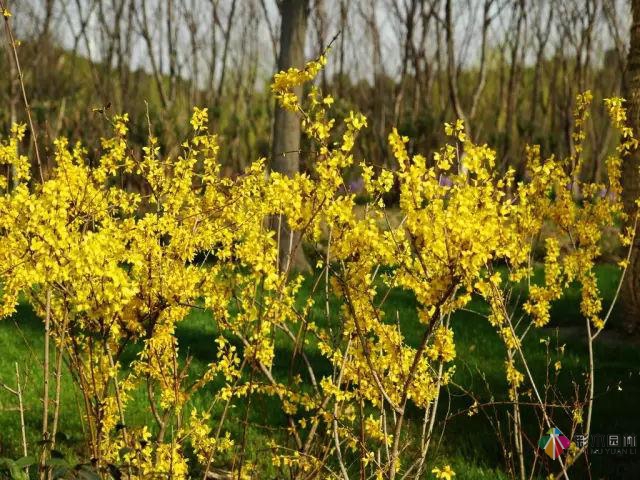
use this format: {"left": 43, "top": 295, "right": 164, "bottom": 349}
{"left": 0, "top": 54, "right": 636, "bottom": 479}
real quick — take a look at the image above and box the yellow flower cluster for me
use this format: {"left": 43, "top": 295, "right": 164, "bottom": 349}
{"left": 505, "top": 359, "right": 525, "bottom": 401}
{"left": 0, "top": 53, "right": 633, "bottom": 478}
{"left": 271, "top": 55, "right": 327, "bottom": 111}
{"left": 432, "top": 464, "right": 456, "bottom": 480}
{"left": 427, "top": 326, "right": 457, "bottom": 363}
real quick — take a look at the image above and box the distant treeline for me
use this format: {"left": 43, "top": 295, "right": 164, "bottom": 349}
{"left": 0, "top": 0, "right": 630, "bottom": 185}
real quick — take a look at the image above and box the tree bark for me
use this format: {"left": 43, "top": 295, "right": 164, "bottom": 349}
{"left": 622, "top": 0, "right": 640, "bottom": 333}
{"left": 271, "top": 0, "right": 311, "bottom": 273}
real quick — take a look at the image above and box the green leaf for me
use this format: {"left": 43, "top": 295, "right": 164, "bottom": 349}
{"left": 46, "top": 458, "right": 69, "bottom": 468}
{"left": 8, "top": 464, "right": 28, "bottom": 480}
{"left": 0, "top": 457, "right": 31, "bottom": 480}
{"left": 117, "top": 447, "right": 132, "bottom": 458}
{"left": 13, "top": 456, "right": 35, "bottom": 469}
{"left": 51, "top": 465, "right": 70, "bottom": 479}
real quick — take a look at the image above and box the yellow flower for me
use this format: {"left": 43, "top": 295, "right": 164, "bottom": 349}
{"left": 432, "top": 464, "right": 456, "bottom": 479}
{"left": 190, "top": 106, "right": 208, "bottom": 131}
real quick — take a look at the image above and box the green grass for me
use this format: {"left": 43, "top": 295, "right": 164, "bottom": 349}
{"left": 1, "top": 263, "right": 639, "bottom": 478}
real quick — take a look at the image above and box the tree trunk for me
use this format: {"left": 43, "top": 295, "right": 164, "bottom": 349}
{"left": 271, "top": 0, "right": 310, "bottom": 271}
{"left": 621, "top": 0, "right": 640, "bottom": 333}
{"left": 271, "top": 0, "right": 311, "bottom": 273}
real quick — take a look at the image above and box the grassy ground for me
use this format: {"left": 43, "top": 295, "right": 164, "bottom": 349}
{"left": 1, "top": 263, "right": 639, "bottom": 478}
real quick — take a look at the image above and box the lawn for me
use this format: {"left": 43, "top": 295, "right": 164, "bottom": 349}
{"left": 1, "top": 263, "right": 639, "bottom": 478}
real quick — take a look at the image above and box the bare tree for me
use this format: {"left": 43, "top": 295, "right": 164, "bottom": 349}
{"left": 2, "top": 0, "right": 18, "bottom": 187}
{"left": 501, "top": 0, "right": 525, "bottom": 170}
{"left": 136, "top": 0, "right": 169, "bottom": 109}
{"left": 621, "top": 0, "right": 640, "bottom": 333}
{"left": 444, "top": 0, "right": 502, "bottom": 141}
{"left": 216, "top": 0, "right": 237, "bottom": 100}
{"left": 529, "top": 0, "right": 553, "bottom": 141}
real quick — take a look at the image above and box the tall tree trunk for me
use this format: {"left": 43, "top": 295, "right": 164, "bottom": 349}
{"left": 621, "top": 0, "right": 640, "bottom": 333}
{"left": 271, "top": 0, "right": 311, "bottom": 273}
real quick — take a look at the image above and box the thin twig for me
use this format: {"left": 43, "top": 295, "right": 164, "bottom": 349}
{"left": 39, "top": 289, "right": 51, "bottom": 478}
{"left": 51, "top": 307, "right": 69, "bottom": 454}
{"left": 0, "top": 0, "right": 44, "bottom": 182}
{"left": 16, "top": 363, "right": 28, "bottom": 457}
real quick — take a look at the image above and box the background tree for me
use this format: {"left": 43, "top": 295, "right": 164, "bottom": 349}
{"left": 621, "top": 0, "right": 640, "bottom": 333}
{"left": 271, "top": 0, "right": 311, "bottom": 272}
